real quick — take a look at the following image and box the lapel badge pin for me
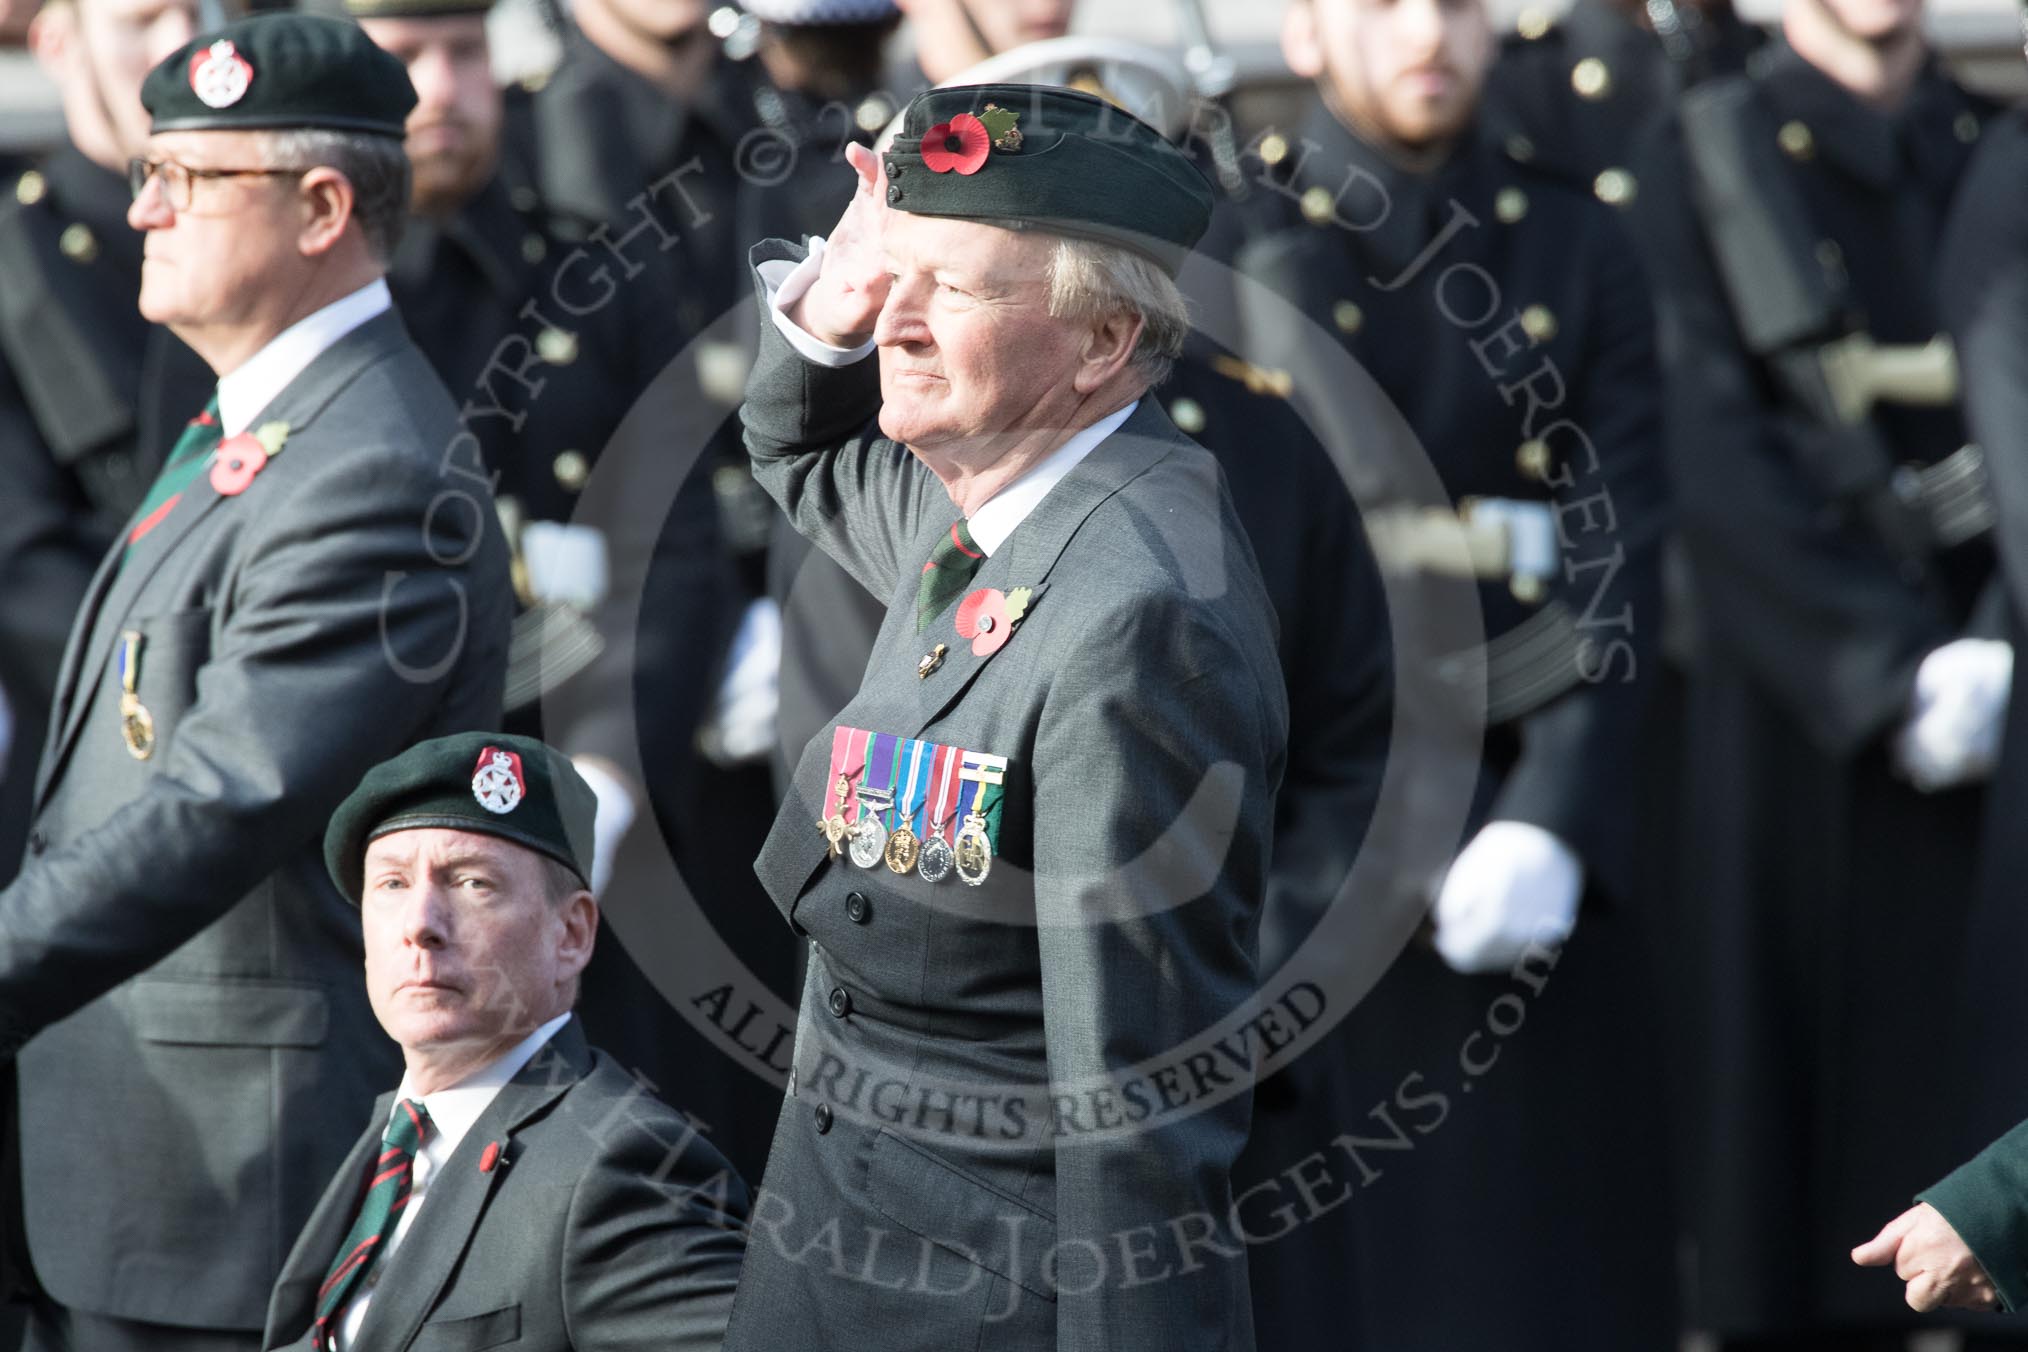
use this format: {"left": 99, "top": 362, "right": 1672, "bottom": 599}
{"left": 917, "top": 643, "right": 947, "bottom": 680}
{"left": 479, "top": 1140, "right": 504, "bottom": 1173}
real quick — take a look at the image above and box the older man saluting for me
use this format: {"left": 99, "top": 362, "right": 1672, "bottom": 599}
{"left": 263, "top": 733, "right": 748, "bottom": 1352}
{"left": 723, "top": 87, "right": 1289, "bottom": 1351}
{"left": 0, "top": 14, "right": 509, "bottom": 1351}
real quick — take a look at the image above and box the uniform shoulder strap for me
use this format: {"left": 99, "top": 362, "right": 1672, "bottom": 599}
{"left": 0, "top": 192, "right": 136, "bottom": 463}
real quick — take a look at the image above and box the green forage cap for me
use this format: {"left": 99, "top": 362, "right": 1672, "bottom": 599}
{"left": 881, "top": 83, "right": 1215, "bottom": 276}
{"left": 142, "top": 12, "right": 417, "bottom": 138}
{"left": 324, "top": 732, "right": 599, "bottom": 902}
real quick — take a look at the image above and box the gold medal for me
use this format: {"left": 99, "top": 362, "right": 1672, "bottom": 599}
{"left": 884, "top": 826, "right": 919, "bottom": 874}
{"left": 117, "top": 631, "right": 155, "bottom": 760}
{"left": 819, "top": 773, "right": 850, "bottom": 856}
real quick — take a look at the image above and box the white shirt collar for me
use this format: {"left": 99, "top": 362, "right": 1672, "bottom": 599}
{"left": 966, "top": 400, "right": 1137, "bottom": 557}
{"left": 214, "top": 278, "right": 391, "bottom": 438}
{"left": 391, "top": 1011, "right": 574, "bottom": 1157}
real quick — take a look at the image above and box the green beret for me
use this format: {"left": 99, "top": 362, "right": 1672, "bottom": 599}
{"left": 142, "top": 13, "right": 417, "bottom": 138}
{"left": 881, "top": 83, "right": 1214, "bottom": 275}
{"left": 324, "top": 732, "right": 598, "bottom": 903}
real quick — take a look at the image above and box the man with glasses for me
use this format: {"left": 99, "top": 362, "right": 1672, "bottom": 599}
{"left": 0, "top": 12, "right": 510, "bottom": 1350}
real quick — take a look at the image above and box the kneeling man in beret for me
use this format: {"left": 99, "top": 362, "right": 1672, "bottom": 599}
{"left": 263, "top": 732, "right": 749, "bottom": 1352}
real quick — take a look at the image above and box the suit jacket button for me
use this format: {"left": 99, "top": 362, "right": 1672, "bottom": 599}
{"left": 846, "top": 891, "right": 870, "bottom": 924}
{"left": 828, "top": 986, "right": 852, "bottom": 1018}
{"left": 814, "top": 1103, "right": 834, "bottom": 1134}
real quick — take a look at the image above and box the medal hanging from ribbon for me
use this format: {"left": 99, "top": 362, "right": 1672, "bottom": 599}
{"left": 916, "top": 741, "right": 961, "bottom": 882}
{"left": 850, "top": 734, "right": 899, "bottom": 869}
{"left": 954, "top": 752, "right": 1008, "bottom": 887}
{"left": 117, "top": 630, "right": 155, "bottom": 761}
{"left": 885, "top": 739, "right": 929, "bottom": 875}
{"left": 819, "top": 725, "right": 871, "bottom": 857}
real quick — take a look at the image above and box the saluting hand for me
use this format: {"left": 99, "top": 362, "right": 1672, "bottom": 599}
{"left": 1853, "top": 1202, "right": 2000, "bottom": 1312}
{"left": 790, "top": 142, "right": 893, "bottom": 349}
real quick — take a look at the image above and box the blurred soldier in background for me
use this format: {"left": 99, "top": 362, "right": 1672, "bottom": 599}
{"left": 0, "top": 0, "right": 209, "bottom": 889}
{"left": 1484, "top": 0, "right": 1762, "bottom": 205}
{"left": 888, "top": 0, "right": 1070, "bottom": 87}
{"left": 1635, "top": 0, "right": 2026, "bottom": 1342}
{"left": 347, "top": 0, "right": 793, "bottom": 1184}
{"left": 1234, "top": 0, "right": 1674, "bottom": 1342}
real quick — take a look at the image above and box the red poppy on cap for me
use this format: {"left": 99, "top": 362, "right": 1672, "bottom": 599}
{"left": 922, "top": 113, "right": 990, "bottom": 175}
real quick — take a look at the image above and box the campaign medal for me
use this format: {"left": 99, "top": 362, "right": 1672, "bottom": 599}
{"left": 884, "top": 739, "right": 928, "bottom": 875}
{"left": 850, "top": 733, "right": 899, "bottom": 869}
{"left": 117, "top": 630, "right": 155, "bottom": 760}
{"left": 953, "top": 753, "right": 1008, "bottom": 887}
{"left": 916, "top": 742, "right": 961, "bottom": 883}
{"left": 850, "top": 786, "right": 892, "bottom": 869}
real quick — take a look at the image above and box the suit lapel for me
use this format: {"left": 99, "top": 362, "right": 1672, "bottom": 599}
{"left": 353, "top": 1023, "right": 594, "bottom": 1352}
{"left": 265, "top": 1095, "right": 396, "bottom": 1351}
{"left": 31, "top": 310, "right": 417, "bottom": 811}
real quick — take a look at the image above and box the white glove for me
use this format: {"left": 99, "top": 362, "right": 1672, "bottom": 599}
{"left": 570, "top": 755, "right": 639, "bottom": 898}
{"left": 1893, "top": 638, "right": 2012, "bottom": 793}
{"left": 1433, "top": 820, "right": 1583, "bottom": 975}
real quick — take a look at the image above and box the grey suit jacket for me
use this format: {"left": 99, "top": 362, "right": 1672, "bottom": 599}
{"left": 721, "top": 242, "right": 1288, "bottom": 1352}
{"left": 264, "top": 1019, "right": 750, "bottom": 1352}
{"left": 2, "top": 307, "right": 511, "bottom": 1329}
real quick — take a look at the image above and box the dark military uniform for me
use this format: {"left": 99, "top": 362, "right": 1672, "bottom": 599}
{"left": 1484, "top": 0, "right": 1763, "bottom": 209}
{"left": 0, "top": 147, "right": 209, "bottom": 887}
{"left": 382, "top": 120, "right": 807, "bottom": 1180}
{"left": 1236, "top": 102, "right": 1675, "bottom": 1352}
{"left": 1636, "top": 45, "right": 2028, "bottom": 1343}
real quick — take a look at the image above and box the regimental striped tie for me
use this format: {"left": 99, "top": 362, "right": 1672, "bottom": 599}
{"left": 313, "top": 1098, "right": 432, "bottom": 1350}
{"left": 916, "top": 517, "right": 984, "bottom": 633}
{"left": 123, "top": 393, "right": 222, "bottom": 564}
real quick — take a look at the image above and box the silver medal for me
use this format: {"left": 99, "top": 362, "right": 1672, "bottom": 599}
{"left": 917, "top": 833, "right": 955, "bottom": 883}
{"left": 848, "top": 816, "right": 886, "bottom": 869}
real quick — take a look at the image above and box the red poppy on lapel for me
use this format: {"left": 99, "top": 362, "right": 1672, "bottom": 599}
{"left": 209, "top": 420, "right": 290, "bottom": 497}
{"left": 955, "top": 586, "right": 1033, "bottom": 656}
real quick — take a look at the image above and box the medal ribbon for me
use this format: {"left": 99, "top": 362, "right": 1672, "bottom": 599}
{"left": 897, "top": 739, "right": 930, "bottom": 836}
{"left": 865, "top": 733, "right": 899, "bottom": 808}
{"left": 925, "top": 742, "right": 960, "bottom": 841}
{"left": 961, "top": 752, "right": 1009, "bottom": 851}
{"left": 829, "top": 726, "right": 871, "bottom": 821}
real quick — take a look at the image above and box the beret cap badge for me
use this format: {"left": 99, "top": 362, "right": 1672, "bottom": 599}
{"left": 189, "top": 39, "right": 253, "bottom": 109}
{"left": 471, "top": 747, "right": 527, "bottom": 814}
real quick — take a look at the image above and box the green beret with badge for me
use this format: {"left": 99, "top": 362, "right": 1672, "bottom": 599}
{"left": 882, "top": 83, "right": 1216, "bottom": 275}
{"left": 141, "top": 11, "right": 417, "bottom": 138}
{"left": 323, "top": 731, "right": 599, "bottom": 901}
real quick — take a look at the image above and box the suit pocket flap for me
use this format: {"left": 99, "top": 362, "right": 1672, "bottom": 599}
{"left": 411, "top": 1303, "right": 521, "bottom": 1351}
{"left": 866, "top": 1130, "right": 1057, "bottom": 1301}
{"left": 128, "top": 979, "right": 329, "bottom": 1048}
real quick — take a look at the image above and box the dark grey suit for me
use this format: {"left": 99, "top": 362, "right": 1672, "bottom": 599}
{"left": 721, "top": 242, "right": 1288, "bottom": 1352}
{"left": 263, "top": 1019, "right": 750, "bottom": 1352}
{"left": 1, "top": 307, "right": 511, "bottom": 1338}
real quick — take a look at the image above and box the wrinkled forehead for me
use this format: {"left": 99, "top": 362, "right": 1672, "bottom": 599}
{"left": 363, "top": 825, "right": 533, "bottom": 874}
{"left": 144, "top": 126, "right": 274, "bottom": 165}
{"left": 883, "top": 210, "right": 1058, "bottom": 287}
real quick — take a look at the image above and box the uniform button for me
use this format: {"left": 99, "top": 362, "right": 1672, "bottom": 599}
{"left": 521, "top": 232, "right": 547, "bottom": 264}
{"left": 1495, "top": 187, "right": 1528, "bottom": 224}
{"left": 1571, "top": 57, "right": 1611, "bottom": 101}
{"left": 1593, "top": 168, "right": 1637, "bottom": 208}
{"left": 1520, "top": 304, "right": 1558, "bottom": 343}
{"left": 887, "top": 184, "right": 903, "bottom": 205}
{"left": 536, "top": 327, "right": 578, "bottom": 365}
{"left": 1300, "top": 185, "right": 1336, "bottom": 227}
{"left": 1332, "top": 300, "right": 1364, "bottom": 335}
{"left": 1778, "top": 120, "right": 1815, "bottom": 161}
{"left": 14, "top": 170, "right": 45, "bottom": 206}
{"left": 1516, "top": 5, "right": 1551, "bottom": 38}
{"left": 845, "top": 891, "right": 871, "bottom": 924}
{"left": 1256, "top": 133, "right": 1289, "bottom": 167}
{"left": 59, "top": 223, "right": 98, "bottom": 264}
{"left": 1168, "top": 398, "right": 1206, "bottom": 435}
{"left": 828, "top": 986, "right": 852, "bottom": 1018}
{"left": 814, "top": 1103, "right": 834, "bottom": 1133}
{"left": 553, "top": 449, "right": 590, "bottom": 492}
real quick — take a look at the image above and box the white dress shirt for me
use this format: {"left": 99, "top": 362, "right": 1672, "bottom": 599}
{"left": 333, "top": 1012, "right": 573, "bottom": 1350}
{"left": 758, "top": 238, "right": 1137, "bottom": 555}
{"left": 216, "top": 279, "right": 391, "bottom": 437}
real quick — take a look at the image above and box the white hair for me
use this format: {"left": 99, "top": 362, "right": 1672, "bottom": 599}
{"left": 1042, "top": 235, "right": 1191, "bottom": 388}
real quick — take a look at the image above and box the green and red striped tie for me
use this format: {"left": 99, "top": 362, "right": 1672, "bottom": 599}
{"left": 917, "top": 517, "right": 984, "bottom": 632}
{"left": 313, "top": 1098, "right": 432, "bottom": 1349}
{"left": 123, "top": 393, "right": 222, "bottom": 565}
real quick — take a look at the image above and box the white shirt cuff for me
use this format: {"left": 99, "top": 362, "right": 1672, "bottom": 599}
{"left": 761, "top": 236, "right": 877, "bottom": 368}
